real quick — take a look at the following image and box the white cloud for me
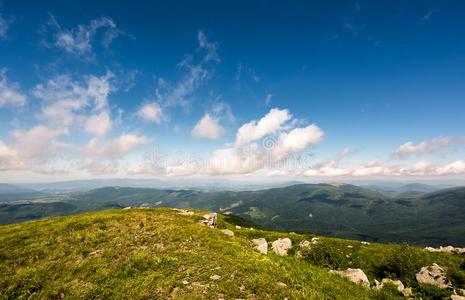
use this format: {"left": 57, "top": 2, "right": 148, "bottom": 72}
{"left": 0, "top": 69, "right": 26, "bottom": 107}
{"left": 191, "top": 113, "right": 225, "bottom": 140}
{"left": 395, "top": 136, "right": 455, "bottom": 158}
{"left": 0, "top": 140, "right": 24, "bottom": 171}
{"left": 198, "top": 31, "right": 220, "bottom": 63}
{"left": 84, "top": 133, "right": 150, "bottom": 158}
{"left": 43, "top": 15, "right": 121, "bottom": 60}
{"left": 235, "top": 108, "right": 292, "bottom": 146}
{"left": 207, "top": 108, "right": 323, "bottom": 175}
{"left": 137, "top": 102, "right": 164, "bottom": 123}
{"left": 81, "top": 158, "right": 120, "bottom": 175}
{"left": 435, "top": 160, "right": 465, "bottom": 175}
{"left": 84, "top": 111, "right": 112, "bottom": 136}
{"left": 33, "top": 72, "right": 113, "bottom": 133}
{"left": 0, "top": 13, "right": 11, "bottom": 39}
{"left": 13, "top": 125, "right": 69, "bottom": 162}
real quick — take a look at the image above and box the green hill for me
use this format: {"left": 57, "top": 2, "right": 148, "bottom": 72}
{"left": 1, "top": 208, "right": 465, "bottom": 299}
{"left": 2, "top": 184, "right": 465, "bottom": 246}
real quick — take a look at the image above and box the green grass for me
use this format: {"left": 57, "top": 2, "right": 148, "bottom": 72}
{"left": 0, "top": 208, "right": 463, "bottom": 299}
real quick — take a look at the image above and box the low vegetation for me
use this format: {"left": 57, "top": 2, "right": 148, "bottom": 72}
{"left": 1, "top": 208, "right": 464, "bottom": 299}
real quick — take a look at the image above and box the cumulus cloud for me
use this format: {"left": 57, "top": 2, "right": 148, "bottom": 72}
{"left": 0, "top": 69, "right": 26, "bottom": 107}
{"left": 84, "top": 133, "right": 150, "bottom": 158}
{"left": 394, "top": 136, "right": 455, "bottom": 158}
{"left": 235, "top": 108, "right": 292, "bottom": 146}
{"left": 208, "top": 108, "right": 324, "bottom": 175}
{"left": 84, "top": 111, "right": 112, "bottom": 136}
{"left": 81, "top": 158, "right": 120, "bottom": 175}
{"left": 137, "top": 102, "right": 164, "bottom": 123}
{"left": 436, "top": 160, "right": 465, "bottom": 176}
{"left": 42, "top": 15, "right": 121, "bottom": 60}
{"left": 191, "top": 113, "right": 225, "bottom": 140}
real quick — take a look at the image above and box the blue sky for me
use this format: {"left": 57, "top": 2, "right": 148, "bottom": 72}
{"left": 0, "top": 0, "right": 465, "bottom": 182}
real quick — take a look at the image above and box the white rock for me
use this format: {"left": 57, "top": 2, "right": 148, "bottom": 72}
{"left": 220, "top": 229, "right": 234, "bottom": 237}
{"left": 235, "top": 225, "right": 241, "bottom": 229}
{"left": 361, "top": 241, "right": 370, "bottom": 245}
{"left": 452, "top": 295, "right": 465, "bottom": 300}
{"left": 252, "top": 238, "right": 268, "bottom": 254}
{"left": 123, "top": 206, "right": 131, "bottom": 210}
{"left": 210, "top": 274, "right": 221, "bottom": 280}
{"left": 416, "top": 263, "right": 451, "bottom": 289}
{"left": 200, "top": 212, "right": 217, "bottom": 228}
{"left": 375, "top": 278, "right": 412, "bottom": 297}
{"left": 173, "top": 208, "right": 194, "bottom": 216}
{"left": 272, "top": 238, "right": 292, "bottom": 256}
{"left": 331, "top": 268, "right": 370, "bottom": 287}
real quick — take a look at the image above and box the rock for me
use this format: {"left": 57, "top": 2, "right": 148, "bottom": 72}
{"left": 425, "top": 246, "right": 465, "bottom": 254}
{"left": 311, "top": 237, "right": 320, "bottom": 244}
{"left": 235, "top": 225, "right": 241, "bottom": 229}
{"left": 416, "top": 263, "right": 451, "bottom": 289}
{"left": 173, "top": 208, "right": 194, "bottom": 216}
{"left": 347, "top": 245, "right": 353, "bottom": 248}
{"left": 210, "top": 274, "right": 221, "bottom": 280}
{"left": 200, "top": 213, "right": 217, "bottom": 228}
{"left": 252, "top": 238, "right": 268, "bottom": 254}
{"left": 331, "top": 268, "right": 370, "bottom": 287}
{"left": 272, "top": 238, "right": 292, "bottom": 256}
{"left": 299, "top": 240, "right": 311, "bottom": 249}
{"left": 220, "top": 229, "right": 234, "bottom": 237}
{"left": 123, "top": 206, "right": 131, "bottom": 210}
{"left": 277, "top": 282, "right": 287, "bottom": 287}
{"left": 452, "top": 295, "right": 465, "bottom": 300}
{"left": 375, "top": 278, "right": 412, "bottom": 297}
{"left": 361, "top": 241, "right": 370, "bottom": 245}
{"left": 182, "top": 280, "right": 189, "bottom": 285}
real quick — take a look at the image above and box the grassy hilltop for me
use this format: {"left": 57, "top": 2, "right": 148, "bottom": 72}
{"left": 1, "top": 208, "right": 464, "bottom": 299}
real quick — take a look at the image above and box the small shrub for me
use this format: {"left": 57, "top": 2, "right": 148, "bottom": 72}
{"left": 448, "top": 267, "right": 465, "bottom": 289}
{"left": 302, "top": 242, "right": 351, "bottom": 269}
{"left": 415, "top": 283, "right": 451, "bottom": 300}
{"left": 373, "top": 244, "right": 426, "bottom": 286}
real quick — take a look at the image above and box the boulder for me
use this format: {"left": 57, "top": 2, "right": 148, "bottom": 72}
{"left": 200, "top": 212, "right": 217, "bottom": 228}
{"left": 331, "top": 268, "right": 370, "bottom": 287}
{"left": 452, "top": 295, "right": 465, "bottom": 300}
{"left": 252, "top": 238, "right": 268, "bottom": 254}
{"left": 375, "top": 278, "right": 412, "bottom": 297}
{"left": 272, "top": 238, "right": 293, "bottom": 256}
{"left": 416, "top": 263, "right": 451, "bottom": 289}
{"left": 361, "top": 241, "right": 370, "bottom": 245}
{"left": 424, "top": 246, "right": 465, "bottom": 254}
{"left": 220, "top": 229, "right": 234, "bottom": 237}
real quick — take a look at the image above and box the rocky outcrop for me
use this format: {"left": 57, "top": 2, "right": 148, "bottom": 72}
{"left": 200, "top": 212, "right": 217, "bottom": 228}
{"left": 425, "top": 246, "right": 465, "bottom": 254}
{"left": 252, "top": 238, "right": 268, "bottom": 254}
{"left": 331, "top": 268, "right": 370, "bottom": 287}
{"left": 415, "top": 263, "right": 451, "bottom": 289}
{"left": 374, "top": 278, "right": 412, "bottom": 297}
{"left": 272, "top": 238, "right": 292, "bottom": 256}
{"left": 220, "top": 229, "right": 234, "bottom": 237}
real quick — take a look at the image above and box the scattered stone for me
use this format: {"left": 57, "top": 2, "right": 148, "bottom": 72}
{"left": 239, "top": 285, "right": 245, "bottom": 292}
{"left": 272, "top": 238, "right": 292, "bottom": 256}
{"left": 200, "top": 213, "right": 217, "bottom": 228}
{"left": 331, "top": 268, "right": 370, "bottom": 287}
{"left": 123, "top": 206, "right": 131, "bottom": 210}
{"left": 311, "top": 237, "right": 320, "bottom": 244}
{"left": 220, "top": 229, "right": 234, "bottom": 237}
{"left": 416, "top": 263, "right": 451, "bottom": 289}
{"left": 277, "top": 282, "right": 287, "bottom": 287}
{"left": 173, "top": 208, "right": 194, "bottom": 216}
{"left": 235, "top": 225, "right": 241, "bottom": 229}
{"left": 361, "top": 241, "right": 370, "bottom": 245}
{"left": 347, "top": 245, "right": 353, "bottom": 248}
{"left": 182, "top": 280, "right": 189, "bottom": 285}
{"left": 252, "top": 238, "right": 268, "bottom": 254}
{"left": 210, "top": 274, "right": 221, "bottom": 280}
{"left": 300, "top": 240, "right": 311, "bottom": 249}
{"left": 425, "top": 246, "right": 465, "bottom": 254}
{"left": 452, "top": 295, "right": 465, "bottom": 300}
{"left": 374, "top": 278, "right": 412, "bottom": 297}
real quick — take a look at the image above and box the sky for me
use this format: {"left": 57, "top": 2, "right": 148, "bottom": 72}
{"left": 0, "top": 0, "right": 465, "bottom": 183}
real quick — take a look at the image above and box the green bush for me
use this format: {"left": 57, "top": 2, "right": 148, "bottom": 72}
{"left": 373, "top": 244, "right": 426, "bottom": 286}
{"left": 448, "top": 267, "right": 465, "bottom": 289}
{"left": 415, "top": 284, "right": 451, "bottom": 300}
{"left": 302, "top": 241, "right": 351, "bottom": 269}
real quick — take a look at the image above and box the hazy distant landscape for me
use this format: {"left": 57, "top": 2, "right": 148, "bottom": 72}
{"left": 2, "top": 180, "right": 464, "bottom": 246}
